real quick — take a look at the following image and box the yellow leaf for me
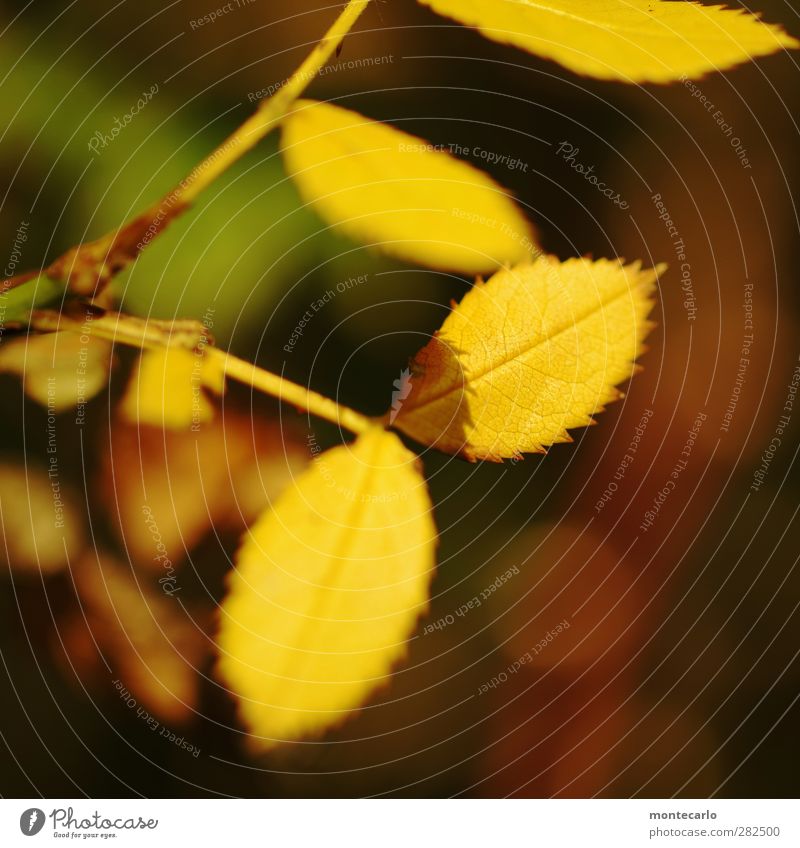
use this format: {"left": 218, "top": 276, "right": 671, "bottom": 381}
{"left": 120, "top": 346, "right": 225, "bottom": 429}
{"left": 0, "top": 330, "right": 111, "bottom": 411}
{"left": 417, "top": 0, "right": 799, "bottom": 83}
{"left": 217, "top": 427, "right": 436, "bottom": 748}
{"left": 280, "top": 99, "right": 536, "bottom": 273}
{"left": 393, "top": 256, "right": 662, "bottom": 461}
{"left": 0, "top": 464, "right": 84, "bottom": 575}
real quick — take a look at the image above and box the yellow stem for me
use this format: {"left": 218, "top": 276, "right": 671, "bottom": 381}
{"left": 168, "top": 0, "right": 370, "bottom": 205}
{"left": 29, "top": 309, "right": 208, "bottom": 350}
{"left": 208, "top": 347, "right": 373, "bottom": 435}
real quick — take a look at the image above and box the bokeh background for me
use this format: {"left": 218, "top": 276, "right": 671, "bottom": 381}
{"left": 1, "top": 0, "right": 799, "bottom": 797}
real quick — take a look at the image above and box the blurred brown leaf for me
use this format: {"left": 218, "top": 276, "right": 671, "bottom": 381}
{"left": 100, "top": 411, "right": 307, "bottom": 571}
{"left": 68, "top": 550, "right": 207, "bottom": 723}
{"left": 487, "top": 522, "right": 644, "bottom": 672}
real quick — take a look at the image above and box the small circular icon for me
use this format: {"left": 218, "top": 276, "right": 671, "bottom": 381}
{"left": 19, "top": 809, "right": 45, "bottom": 836}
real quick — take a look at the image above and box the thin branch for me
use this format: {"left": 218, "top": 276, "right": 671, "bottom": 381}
{"left": 8, "top": 0, "right": 372, "bottom": 299}
{"left": 30, "top": 307, "right": 375, "bottom": 436}
{"left": 207, "top": 348, "right": 374, "bottom": 436}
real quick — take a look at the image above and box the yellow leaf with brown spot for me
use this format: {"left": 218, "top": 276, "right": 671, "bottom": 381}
{"left": 393, "top": 256, "right": 662, "bottom": 461}
{"left": 217, "top": 427, "right": 436, "bottom": 749}
{"left": 280, "top": 99, "right": 536, "bottom": 273}
{"left": 120, "top": 346, "right": 225, "bottom": 429}
{"left": 417, "top": 0, "right": 799, "bottom": 83}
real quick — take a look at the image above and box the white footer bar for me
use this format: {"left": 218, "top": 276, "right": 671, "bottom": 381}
{"left": 1, "top": 798, "right": 797, "bottom": 847}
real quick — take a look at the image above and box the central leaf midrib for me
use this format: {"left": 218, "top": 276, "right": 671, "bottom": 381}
{"left": 286, "top": 436, "right": 387, "bottom": 693}
{"left": 487, "top": 0, "right": 731, "bottom": 43}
